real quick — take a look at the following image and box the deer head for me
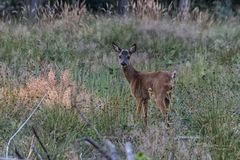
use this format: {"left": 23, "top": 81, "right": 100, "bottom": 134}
{"left": 112, "top": 43, "right": 137, "bottom": 68}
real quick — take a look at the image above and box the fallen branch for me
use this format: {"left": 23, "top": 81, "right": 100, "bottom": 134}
{"left": 83, "top": 137, "right": 112, "bottom": 160}
{"left": 14, "top": 148, "right": 24, "bottom": 159}
{"left": 32, "top": 127, "right": 52, "bottom": 160}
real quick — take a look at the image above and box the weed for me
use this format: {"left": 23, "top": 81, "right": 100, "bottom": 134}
{"left": 0, "top": 14, "right": 239, "bottom": 159}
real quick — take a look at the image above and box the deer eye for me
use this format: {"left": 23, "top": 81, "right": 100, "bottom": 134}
{"left": 119, "top": 55, "right": 121, "bottom": 58}
{"left": 127, "top": 56, "right": 130, "bottom": 59}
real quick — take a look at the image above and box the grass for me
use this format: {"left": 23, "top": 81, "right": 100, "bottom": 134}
{"left": 0, "top": 13, "right": 239, "bottom": 159}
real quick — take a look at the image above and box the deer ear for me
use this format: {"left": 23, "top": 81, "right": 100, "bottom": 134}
{"left": 112, "top": 43, "right": 121, "bottom": 52}
{"left": 129, "top": 44, "right": 137, "bottom": 54}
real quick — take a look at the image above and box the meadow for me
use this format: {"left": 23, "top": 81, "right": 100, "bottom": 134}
{"left": 0, "top": 10, "right": 239, "bottom": 159}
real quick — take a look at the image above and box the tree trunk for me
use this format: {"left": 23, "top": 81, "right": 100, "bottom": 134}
{"left": 178, "top": 0, "right": 191, "bottom": 20}
{"left": 118, "top": 0, "right": 128, "bottom": 15}
{"left": 29, "top": 0, "right": 40, "bottom": 20}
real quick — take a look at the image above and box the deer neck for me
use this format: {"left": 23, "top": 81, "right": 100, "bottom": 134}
{"left": 123, "top": 63, "right": 139, "bottom": 83}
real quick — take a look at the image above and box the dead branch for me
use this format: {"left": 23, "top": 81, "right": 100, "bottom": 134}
{"left": 32, "top": 144, "right": 44, "bottom": 160}
{"left": 83, "top": 137, "right": 112, "bottom": 160}
{"left": 32, "top": 127, "right": 52, "bottom": 160}
{"left": 14, "top": 148, "right": 24, "bottom": 159}
{"left": 6, "top": 94, "right": 47, "bottom": 158}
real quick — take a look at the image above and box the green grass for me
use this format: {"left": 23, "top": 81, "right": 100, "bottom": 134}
{"left": 0, "top": 15, "right": 239, "bottom": 159}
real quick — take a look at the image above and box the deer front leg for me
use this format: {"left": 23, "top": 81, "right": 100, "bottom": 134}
{"left": 165, "top": 89, "right": 172, "bottom": 108}
{"left": 155, "top": 95, "right": 170, "bottom": 127}
{"left": 135, "top": 99, "right": 143, "bottom": 120}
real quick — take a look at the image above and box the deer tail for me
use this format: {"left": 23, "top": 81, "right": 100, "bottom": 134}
{"left": 171, "top": 70, "right": 177, "bottom": 86}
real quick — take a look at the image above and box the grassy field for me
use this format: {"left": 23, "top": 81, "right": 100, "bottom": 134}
{"left": 0, "top": 12, "right": 239, "bottom": 159}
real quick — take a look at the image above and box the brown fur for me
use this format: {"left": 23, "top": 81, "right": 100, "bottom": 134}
{"left": 123, "top": 63, "right": 173, "bottom": 126}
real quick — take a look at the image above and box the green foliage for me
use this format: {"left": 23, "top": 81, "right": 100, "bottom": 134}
{"left": 136, "top": 152, "right": 151, "bottom": 160}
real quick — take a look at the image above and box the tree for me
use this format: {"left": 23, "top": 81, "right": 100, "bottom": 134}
{"left": 30, "top": 0, "right": 41, "bottom": 19}
{"left": 178, "top": 0, "right": 191, "bottom": 19}
{"left": 118, "top": 0, "right": 128, "bottom": 15}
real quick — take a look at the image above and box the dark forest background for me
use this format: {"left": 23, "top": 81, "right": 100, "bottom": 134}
{"left": 0, "top": 0, "right": 240, "bottom": 21}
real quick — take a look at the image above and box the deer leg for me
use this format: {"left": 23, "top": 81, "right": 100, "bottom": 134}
{"left": 165, "top": 97, "right": 170, "bottom": 109}
{"left": 164, "top": 90, "right": 172, "bottom": 127}
{"left": 136, "top": 100, "right": 142, "bottom": 116}
{"left": 165, "top": 90, "right": 172, "bottom": 108}
{"left": 142, "top": 99, "right": 148, "bottom": 126}
{"left": 155, "top": 95, "right": 170, "bottom": 127}
{"left": 135, "top": 99, "right": 143, "bottom": 120}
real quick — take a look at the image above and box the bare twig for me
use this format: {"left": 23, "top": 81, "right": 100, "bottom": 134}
{"left": 0, "top": 157, "right": 24, "bottom": 160}
{"left": 175, "top": 136, "right": 200, "bottom": 141}
{"left": 32, "top": 144, "right": 44, "bottom": 160}
{"left": 83, "top": 137, "right": 112, "bottom": 160}
{"left": 14, "top": 148, "right": 24, "bottom": 159}
{"left": 27, "top": 136, "right": 34, "bottom": 159}
{"left": 32, "top": 127, "right": 51, "bottom": 160}
{"left": 79, "top": 153, "right": 83, "bottom": 160}
{"left": 74, "top": 139, "right": 81, "bottom": 160}
{"left": 206, "top": 153, "right": 212, "bottom": 160}
{"left": 6, "top": 94, "right": 47, "bottom": 158}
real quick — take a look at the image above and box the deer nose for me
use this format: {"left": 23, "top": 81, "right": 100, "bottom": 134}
{"left": 121, "top": 62, "right": 127, "bottom": 66}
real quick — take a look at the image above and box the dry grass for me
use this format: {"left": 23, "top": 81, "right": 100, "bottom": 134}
{"left": 17, "top": 69, "right": 75, "bottom": 108}
{"left": 130, "top": 0, "right": 164, "bottom": 20}
{"left": 75, "top": 88, "right": 105, "bottom": 114}
{"left": 0, "top": 60, "right": 105, "bottom": 115}
{"left": 0, "top": 67, "right": 78, "bottom": 108}
{"left": 16, "top": 68, "right": 104, "bottom": 112}
{"left": 128, "top": 124, "right": 211, "bottom": 159}
{"left": 0, "top": 7, "right": 239, "bottom": 159}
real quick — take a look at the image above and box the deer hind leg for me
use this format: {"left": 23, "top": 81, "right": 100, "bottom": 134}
{"left": 142, "top": 99, "right": 148, "bottom": 126}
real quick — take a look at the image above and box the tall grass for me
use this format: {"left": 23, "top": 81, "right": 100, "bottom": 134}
{"left": 0, "top": 13, "right": 239, "bottom": 159}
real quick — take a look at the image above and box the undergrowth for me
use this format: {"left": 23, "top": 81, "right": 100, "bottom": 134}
{"left": 0, "top": 14, "right": 239, "bottom": 159}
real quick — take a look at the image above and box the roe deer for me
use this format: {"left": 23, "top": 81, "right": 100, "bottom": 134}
{"left": 112, "top": 43, "right": 176, "bottom": 126}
